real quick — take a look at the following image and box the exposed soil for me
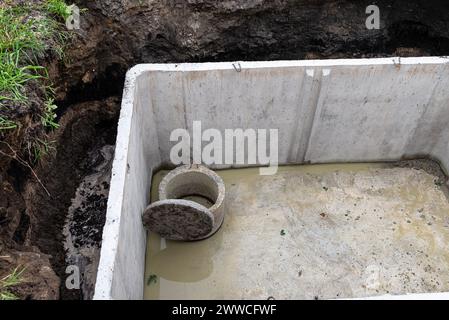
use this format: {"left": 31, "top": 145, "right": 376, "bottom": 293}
{"left": 63, "top": 144, "right": 114, "bottom": 299}
{"left": 2, "top": 0, "right": 449, "bottom": 299}
{"left": 24, "top": 97, "right": 119, "bottom": 299}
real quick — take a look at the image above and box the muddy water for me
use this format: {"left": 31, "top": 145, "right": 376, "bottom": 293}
{"left": 144, "top": 163, "right": 449, "bottom": 300}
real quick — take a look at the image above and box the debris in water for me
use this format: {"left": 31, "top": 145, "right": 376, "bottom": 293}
{"left": 147, "top": 274, "right": 158, "bottom": 286}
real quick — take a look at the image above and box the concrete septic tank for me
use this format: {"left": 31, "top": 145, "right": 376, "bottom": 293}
{"left": 94, "top": 58, "right": 449, "bottom": 300}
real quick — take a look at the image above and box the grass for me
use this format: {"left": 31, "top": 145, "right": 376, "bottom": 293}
{"left": 0, "top": 0, "right": 72, "bottom": 167}
{"left": 0, "top": 6, "right": 45, "bottom": 53}
{"left": 0, "top": 1, "right": 70, "bottom": 106}
{"left": 0, "top": 116, "right": 17, "bottom": 130}
{"left": 46, "top": 0, "right": 72, "bottom": 21}
{"left": 0, "top": 266, "right": 25, "bottom": 300}
{"left": 32, "top": 137, "right": 56, "bottom": 162}
{"left": 0, "top": 50, "right": 44, "bottom": 103}
{"left": 0, "top": 4, "right": 66, "bottom": 57}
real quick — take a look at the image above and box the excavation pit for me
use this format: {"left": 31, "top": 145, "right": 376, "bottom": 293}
{"left": 94, "top": 58, "right": 449, "bottom": 300}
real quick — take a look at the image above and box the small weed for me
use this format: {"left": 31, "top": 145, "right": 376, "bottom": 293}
{"left": 1, "top": 266, "right": 25, "bottom": 287}
{"left": 41, "top": 98, "right": 59, "bottom": 129}
{"left": 0, "top": 266, "right": 26, "bottom": 301}
{"left": 147, "top": 274, "right": 158, "bottom": 286}
{"left": 0, "top": 291, "right": 18, "bottom": 300}
{"left": 0, "top": 116, "right": 17, "bottom": 130}
{"left": 280, "top": 229, "right": 286, "bottom": 236}
{"left": 31, "top": 137, "right": 56, "bottom": 163}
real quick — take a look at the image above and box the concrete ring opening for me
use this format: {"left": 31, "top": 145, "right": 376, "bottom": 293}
{"left": 160, "top": 165, "right": 226, "bottom": 234}
{"left": 142, "top": 165, "right": 226, "bottom": 241}
{"left": 161, "top": 165, "right": 224, "bottom": 205}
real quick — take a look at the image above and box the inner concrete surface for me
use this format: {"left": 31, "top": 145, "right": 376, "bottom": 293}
{"left": 94, "top": 58, "right": 449, "bottom": 299}
{"left": 144, "top": 162, "right": 449, "bottom": 300}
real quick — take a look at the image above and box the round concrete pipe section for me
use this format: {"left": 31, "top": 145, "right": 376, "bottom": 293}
{"left": 142, "top": 165, "right": 225, "bottom": 241}
{"left": 142, "top": 199, "right": 214, "bottom": 240}
{"left": 159, "top": 165, "right": 226, "bottom": 238}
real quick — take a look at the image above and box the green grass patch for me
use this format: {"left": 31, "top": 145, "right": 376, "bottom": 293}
{"left": 0, "top": 116, "right": 17, "bottom": 130}
{"left": 0, "top": 1, "right": 70, "bottom": 139}
{"left": 0, "top": 5, "right": 65, "bottom": 56}
{"left": 0, "top": 266, "right": 26, "bottom": 301}
{"left": 0, "top": 6, "right": 44, "bottom": 53}
{"left": 46, "top": 0, "right": 72, "bottom": 20}
{"left": 0, "top": 50, "right": 45, "bottom": 103}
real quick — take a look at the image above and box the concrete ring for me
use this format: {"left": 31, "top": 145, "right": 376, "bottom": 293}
{"left": 159, "top": 164, "right": 226, "bottom": 239}
{"left": 142, "top": 199, "right": 214, "bottom": 241}
{"left": 142, "top": 165, "right": 226, "bottom": 241}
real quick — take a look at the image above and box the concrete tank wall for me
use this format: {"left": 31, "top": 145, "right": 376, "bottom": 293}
{"left": 93, "top": 57, "right": 449, "bottom": 300}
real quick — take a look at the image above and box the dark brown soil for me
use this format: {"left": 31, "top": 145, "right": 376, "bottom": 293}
{"left": 2, "top": 0, "right": 449, "bottom": 299}
{"left": 24, "top": 97, "right": 119, "bottom": 299}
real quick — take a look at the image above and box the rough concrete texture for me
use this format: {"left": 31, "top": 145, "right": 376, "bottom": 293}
{"left": 159, "top": 165, "right": 226, "bottom": 238}
{"left": 145, "top": 163, "right": 449, "bottom": 300}
{"left": 143, "top": 199, "right": 214, "bottom": 241}
{"left": 95, "top": 58, "right": 449, "bottom": 299}
{"left": 143, "top": 165, "right": 225, "bottom": 241}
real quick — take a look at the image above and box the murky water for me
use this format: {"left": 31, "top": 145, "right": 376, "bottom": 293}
{"left": 144, "top": 163, "right": 449, "bottom": 300}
